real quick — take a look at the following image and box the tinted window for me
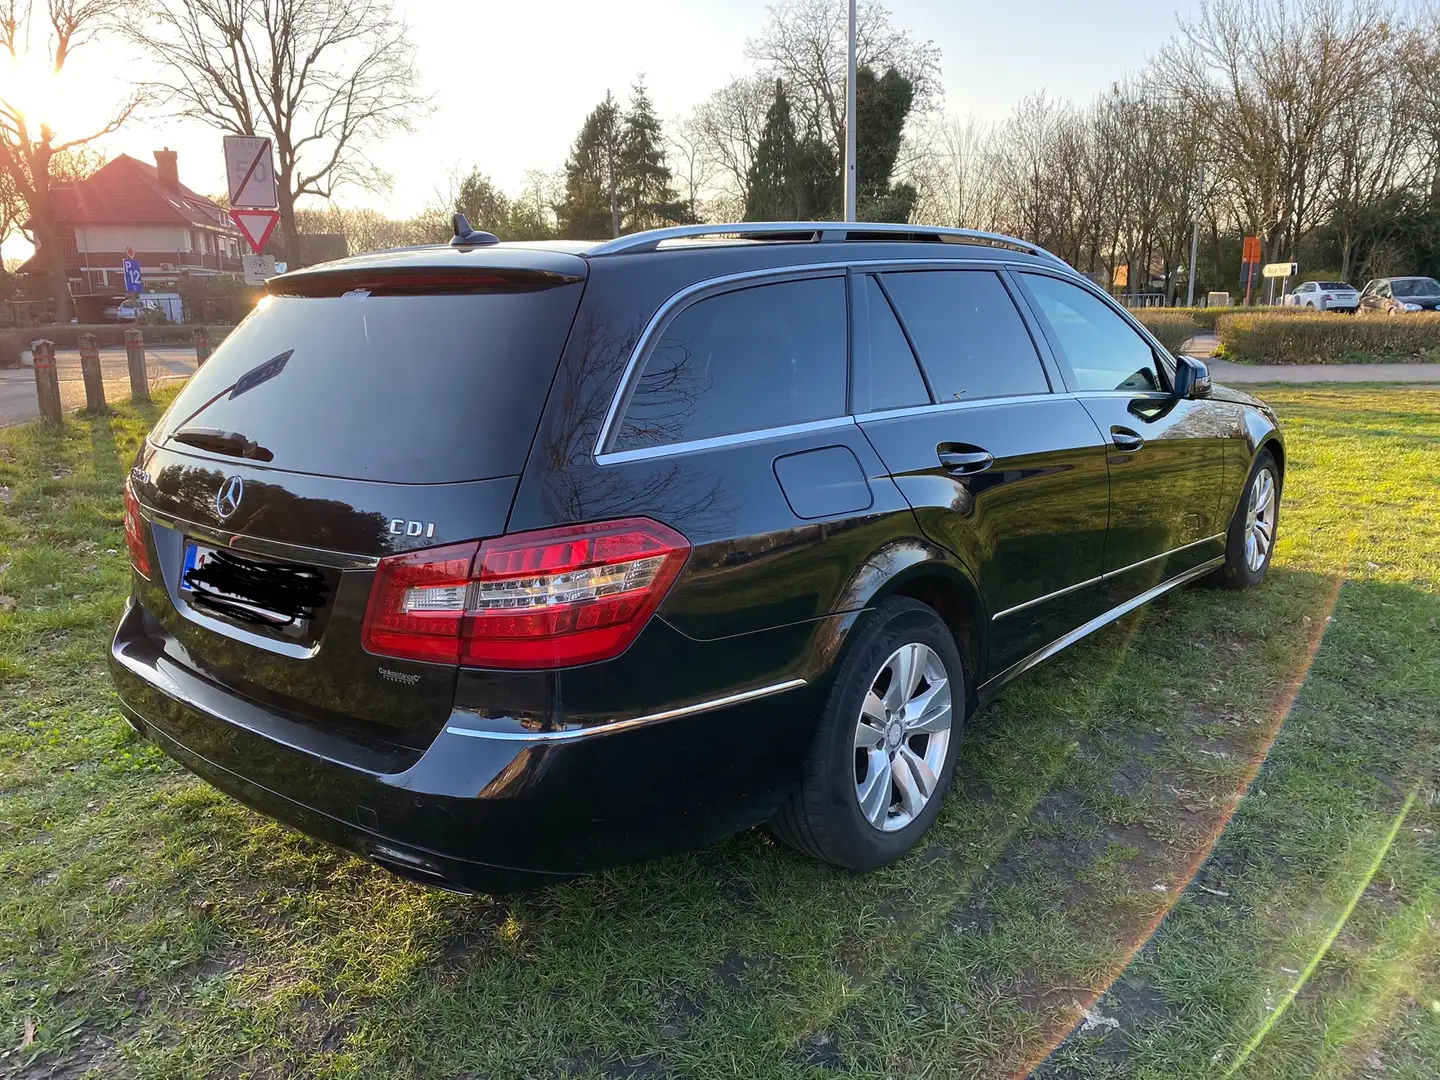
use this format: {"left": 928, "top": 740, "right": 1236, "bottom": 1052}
{"left": 157, "top": 288, "right": 583, "bottom": 483}
{"left": 1021, "top": 274, "right": 1162, "bottom": 393}
{"left": 614, "top": 276, "right": 847, "bottom": 451}
{"left": 1319, "top": 282, "right": 1350, "bottom": 290}
{"left": 864, "top": 276, "right": 930, "bottom": 411}
{"left": 879, "top": 270, "right": 1049, "bottom": 402}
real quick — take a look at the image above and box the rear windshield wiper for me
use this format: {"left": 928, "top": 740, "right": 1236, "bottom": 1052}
{"left": 170, "top": 427, "right": 275, "bottom": 462}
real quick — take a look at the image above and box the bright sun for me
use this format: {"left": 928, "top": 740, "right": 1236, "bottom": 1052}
{"left": 0, "top": 51, "right": 95, "bottom": 138}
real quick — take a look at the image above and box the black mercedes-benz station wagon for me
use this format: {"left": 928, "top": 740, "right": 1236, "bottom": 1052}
{"left": 110, "top": 221, "right": 1284, "bottom": 892}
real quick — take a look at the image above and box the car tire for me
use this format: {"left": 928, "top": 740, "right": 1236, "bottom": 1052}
{"left": 1213, "top": 449, "right": 1281, "bottom": 590}
{"left": 769, "top": 596, "right": 964, "bottom": 871}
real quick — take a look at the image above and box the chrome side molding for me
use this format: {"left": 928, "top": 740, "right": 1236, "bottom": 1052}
{"left": 444, "top": 678, "right": 808, "bottom": 743}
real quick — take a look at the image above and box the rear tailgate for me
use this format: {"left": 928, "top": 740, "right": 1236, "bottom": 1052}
{"left": 130, "top": 257, "right": 586, "bottom": 751}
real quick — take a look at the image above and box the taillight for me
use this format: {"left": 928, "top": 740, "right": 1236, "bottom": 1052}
{"left": 1323, "top": 293, "right": 1334, "bottom": 301}
{"left": 123, "top": 481, "right": 151, "bottom": 578}
{"left": 361, "top": 518, "right": 690, "bottom": 669}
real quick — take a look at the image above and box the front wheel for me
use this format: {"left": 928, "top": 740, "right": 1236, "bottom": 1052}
{"left": 769, "top": 597, "right": 964, "bottom": 870}
{"left": 1214, "top": 449, "right": 1281, "bottom": 590}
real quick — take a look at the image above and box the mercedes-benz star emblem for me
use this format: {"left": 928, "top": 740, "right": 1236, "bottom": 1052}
{"left": 215, "top": 475, "right": 244, "bottom": 520}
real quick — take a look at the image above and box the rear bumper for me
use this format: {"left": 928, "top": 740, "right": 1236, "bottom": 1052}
{"left": 109, "top": 598, "right": 821, "bottom": 891}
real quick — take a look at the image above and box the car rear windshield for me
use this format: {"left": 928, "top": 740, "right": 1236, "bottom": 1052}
{"left": 156, "top": 286, "right": 584, "bottom": 483}
{"left": 1320, "top": 282, "right": 1351, "bottom": 291}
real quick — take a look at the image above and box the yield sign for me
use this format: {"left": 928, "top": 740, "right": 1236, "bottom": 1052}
{"left": 229, "top": 208, "right": 280, "bottom": 254}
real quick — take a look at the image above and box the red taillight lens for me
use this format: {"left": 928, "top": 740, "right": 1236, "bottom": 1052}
{"left": 123, "top": 481, "right": 151, "bottom": 578}
{"left": 1323, "top": 293, "right": 1334, "bottom": 301}
{"left": 361, "top": 519, "right": 690, "bottom": 669}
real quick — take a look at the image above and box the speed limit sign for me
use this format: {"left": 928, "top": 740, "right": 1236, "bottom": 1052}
{"left": 224, "top": 135, "right": 278, "bottom": 208}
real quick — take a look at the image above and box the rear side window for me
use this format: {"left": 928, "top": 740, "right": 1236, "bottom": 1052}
{"left": 879, "top": 270, "right": 1050, "bottom": 402}
{"left": 613, "top": 276, "right": 847, "bottom": 451}
{"left": 863, "top": 276, "right": 930, "bottom": 412}
{"left": 157, "top": 288, "right": 583, "bottom": 483}
{"left": 1020, "top": 273, "right": 1162, "bottom": 393}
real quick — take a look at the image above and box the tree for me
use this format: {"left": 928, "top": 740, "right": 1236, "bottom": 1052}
{"left": 668, "top": 115, "right": 713, "bottom": 223}
{"left": 745, "top": 80, "right": 799, "bottom": 220}
{"left": 454, "top": 170, "right": 511, "bottom": 235}
{"left": 559, "top": 92, "right": 622, "bottom": 239}
{"left": 130, "top": 0, "right": 427, "bottom": 268}
{"left": 746, "top": 0, "right": 940, "bottom": 169}
{"left": 619, "top": 78, "right": 684, "bottom": 229}
{"left": 854, "top": 66, "right": 917, "bottom": 221}
{"left": 688, "top": 75, "right": 774, "bottom": 210}
{"left": 0, "top": 1, "right": 137, "bottom": 320}
{"left": 1158, "top": 0, "right": 1391, "bottom": 263}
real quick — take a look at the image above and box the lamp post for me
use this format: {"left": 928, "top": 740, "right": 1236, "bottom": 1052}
{"left": 843, "top": 0, "right": 857, "bottom": 222}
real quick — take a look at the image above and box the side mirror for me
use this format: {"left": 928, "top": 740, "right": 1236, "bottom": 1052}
{"left": 1173, "top": 355, "right": 1212, "bottom": 400}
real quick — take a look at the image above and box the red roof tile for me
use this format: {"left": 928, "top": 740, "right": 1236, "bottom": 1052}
{"left": 52, "top": 154, "right": 237, "bottom": 232}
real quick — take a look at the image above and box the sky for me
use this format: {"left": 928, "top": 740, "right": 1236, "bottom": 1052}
{"left": 1, "top": 0, "right": 1206, "bottom": 260}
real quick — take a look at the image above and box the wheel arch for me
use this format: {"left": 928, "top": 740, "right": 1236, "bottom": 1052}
{"left": 831, "top": 538, "right": 987, "bottom": 715}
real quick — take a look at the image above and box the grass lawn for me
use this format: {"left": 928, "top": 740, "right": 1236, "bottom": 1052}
{"left": 1, "top": 387, "right": 1437, "bottom": 1079}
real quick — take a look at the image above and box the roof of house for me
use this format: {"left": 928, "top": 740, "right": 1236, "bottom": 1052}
{"left": 50, "top": 154, "right": 237, "bottom": 232}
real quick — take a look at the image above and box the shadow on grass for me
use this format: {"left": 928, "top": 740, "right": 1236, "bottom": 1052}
{"left": 145, "top": 563, "right": 1432, "bottom": 1079}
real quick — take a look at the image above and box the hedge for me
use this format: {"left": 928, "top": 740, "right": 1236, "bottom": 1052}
{"left": 0, "top": 324, "right": 235, "bottom": 368}
{"left": 1135, "top": 310, "right": 1201, "bottom": 353}
{"left": 1215, "top": 311, "right": 1440, "bottom": 364}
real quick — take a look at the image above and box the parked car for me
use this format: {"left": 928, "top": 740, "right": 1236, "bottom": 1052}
{"left": 1357, "top": 276, "right": 1440, "bottom": 313}
{"left": 103, "top": 293, "right": 185, "bottom": 323}
{"left": 110, "top": 221, "right": 1285, "bottom": 893}
{"left": 1284, "top": 280, "right": 1359, "bottom": 312}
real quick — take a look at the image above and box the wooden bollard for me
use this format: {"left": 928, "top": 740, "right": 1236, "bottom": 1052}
{"left": 194, "top": 327, "right": 212, "bottom": 367}
{"left": 31, "top": 339, "right": 62, "bottom": 427}
{"left": 123, "top": 327, "right": 149, "bottom": 402}
{"left": 79, "top": 333, "right": 106, "bottom": 412}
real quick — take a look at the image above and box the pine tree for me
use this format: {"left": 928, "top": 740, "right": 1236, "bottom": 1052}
{"left": 620, "top": 78, "right": 684, "bottom": 230}
{"left": 745, "top": 80, "right": 799, "bottom": 220}
{"left": 559, "top": 92, "right": 622, "bottom": 239}
{"left": 453, "top": 170, "right": 510, "bottom": 234}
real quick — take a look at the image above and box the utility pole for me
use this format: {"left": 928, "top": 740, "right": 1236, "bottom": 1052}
{"left": 1185, "top": 165, "right": 1204, "bottom": 307}
{"left": 843, "top": 0, "right": 857, "bottom": 222}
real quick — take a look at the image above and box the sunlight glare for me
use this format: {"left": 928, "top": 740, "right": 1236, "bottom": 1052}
{"left": 0, "top": 51, "right": 92, "bottom": 138}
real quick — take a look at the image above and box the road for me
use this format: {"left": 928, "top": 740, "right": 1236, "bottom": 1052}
{"left": 0, "top": 348, "right": 197, "bottom": 427}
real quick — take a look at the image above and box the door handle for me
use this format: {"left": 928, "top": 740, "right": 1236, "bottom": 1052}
{"left": 1110, "top": 426, "right": 1144, "bottom": 452}
{"left": 937, "top": 447, "right": 994, "bottom": 475}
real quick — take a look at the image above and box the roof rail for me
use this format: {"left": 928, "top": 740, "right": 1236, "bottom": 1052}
{"left": 586, "top": 222, "right": 1069, "bottom": 265}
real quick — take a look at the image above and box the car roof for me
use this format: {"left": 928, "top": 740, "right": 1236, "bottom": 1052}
{"left": 276, "top": 223, "right": 1078, "bottom": 283}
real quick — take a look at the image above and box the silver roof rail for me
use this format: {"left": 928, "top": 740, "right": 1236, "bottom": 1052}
{"left": 586, "top": 221, "right": 1069, "bottom": 265}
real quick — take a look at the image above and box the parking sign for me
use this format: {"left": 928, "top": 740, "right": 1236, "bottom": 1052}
{"left": 122, "top": 252, "right": 143, "bottom": 293}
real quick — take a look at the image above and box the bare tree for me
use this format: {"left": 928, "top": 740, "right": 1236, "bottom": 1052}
{"left": 1158, "top": 0, "right": 1393, "bottom": 263}
{"left": 128, "top": 0, "right": 428, "bottom": 267}
{"left": 0, "top": 0, "right": 138, "bottom": 319}
{"left": 687, "top": 75, "right": 773, "bottom": 207}
{"left": 908, "top": 114, "right": 1001, "bottom": 231}
{"left": 745, "top": 0, "right": 941, "bottom": 165}
{"left": 667, "top": 115, "right": 713, "bottom": 222}
{"left": 1401, "top": 3, "right": 1440, "bottom": 201}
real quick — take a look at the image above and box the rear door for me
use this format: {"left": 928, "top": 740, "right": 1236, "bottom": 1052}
{"left": 1014, "top": 271, "right": 1226, "bottom": 601}
{"left": 853, "top": 268, "right": 1111, "bottom": 676}
{"left": 130, "top": 264, "right": 587, "bottom": 749}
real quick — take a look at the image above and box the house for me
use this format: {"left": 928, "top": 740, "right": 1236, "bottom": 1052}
{"left": 19, "top": 149, "right": 245, "bottom": 320}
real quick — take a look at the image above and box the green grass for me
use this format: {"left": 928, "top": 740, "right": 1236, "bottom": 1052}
{"left": 1, "top": 388, "right": 1437, "bottom": 1078}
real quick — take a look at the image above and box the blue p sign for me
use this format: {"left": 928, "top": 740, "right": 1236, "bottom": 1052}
{"left": 122, "top": 256, "right": 143, "bottom": 293}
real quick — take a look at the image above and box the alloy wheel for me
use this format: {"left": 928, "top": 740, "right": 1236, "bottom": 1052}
{"left": 852, "top": 642, "right": 953, "bottom": 832}
{"left": 1244, "top": 466, "right": 1277, "bottom": 572}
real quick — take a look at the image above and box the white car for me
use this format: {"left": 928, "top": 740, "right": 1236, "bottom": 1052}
{"left": 1285, "top": 280, "right": 1359, "bottom": 312}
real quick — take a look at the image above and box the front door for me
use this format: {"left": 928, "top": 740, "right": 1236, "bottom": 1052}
{"left": 1014, "top": 272, "right": 1227, "bottom": 601}
{"left": 852, "top": 269, "right": 1111, "bottom": 676}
